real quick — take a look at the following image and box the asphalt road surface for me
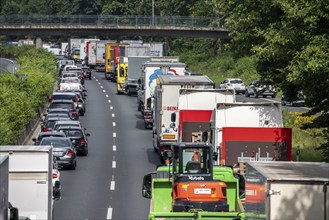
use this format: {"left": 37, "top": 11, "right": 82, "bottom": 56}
{"left": 53, "top": 72, "right": 309, "bottom": 219}
{"left": 54, "top": 71, "right": 157, "bottom": 220}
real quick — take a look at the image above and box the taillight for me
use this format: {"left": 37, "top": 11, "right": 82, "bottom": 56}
{"left": 74, "top": 96, "right": 78, "bottom": 102}
{"left": 43, "top": 127, "right": 49, "bottom": 132}
{"left": 52, "top": 173, "right": 58, "bottom": 179}
{"left": 66, "top": 149, "right": 74, "bottom": 156}
{"left": 80, "top": 138, "right": 86, "bottom": 143}
{"left": 160, "top": 146, "right": 169, "bottom": 151}
{"left": 71, "top": 111, "right": 77, "bottom": 115}
{"left": 58, "top": 85, "right": 60, "bottom": 90}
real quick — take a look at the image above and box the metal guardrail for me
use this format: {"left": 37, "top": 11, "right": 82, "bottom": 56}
{"left": 0, "top": 15, "right": 225, "bottom": 28}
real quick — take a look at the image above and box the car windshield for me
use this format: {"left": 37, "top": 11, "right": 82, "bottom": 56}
{"left": 61, "top": 78, "right": 80, "bottom": 83}
{"left": 41, "top": 139, "right": 71, "bottom": 147}
{"left": 60, "top": 129, "right": 83, "bottom": 137}
{"left": 230, "top": 80, "right": 243, "bottom": 84}
{"left": 50, "top": 103, "right": 73, "bottom": 110}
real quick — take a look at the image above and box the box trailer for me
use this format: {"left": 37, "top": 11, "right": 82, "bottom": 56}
{"left": 143, "top": 43, "right": 165, "bottom": 56}
{"left": 0, "top": 146, "right": 54, "bottom": 220}
{"left": 139, "top": 61, "right": 186, "bottom": 128}
{"left": 211, "top": 102, "right": 283, "bottom": 165}
{"left": 152, "top": 75, "right": 215, "bottom": 155}
{"left": 245, "top": 161, "right": 329, "bottom": 220}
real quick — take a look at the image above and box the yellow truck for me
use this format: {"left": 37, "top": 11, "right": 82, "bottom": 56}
{"left": 116, "top": 60, "right": 128, "bottom": 94}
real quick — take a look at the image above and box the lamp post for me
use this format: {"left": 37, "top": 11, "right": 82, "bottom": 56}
{"left": 152, "top": 0, "right": 155, "bottom": 26}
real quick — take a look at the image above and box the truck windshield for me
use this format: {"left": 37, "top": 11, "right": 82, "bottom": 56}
{"left": 174, "top": 147, "right": 211, "bottom": 174}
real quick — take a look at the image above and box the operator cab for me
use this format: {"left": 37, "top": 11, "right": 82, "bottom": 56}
{"left": 172, "top": 143, "right": 213, "bottom": 182}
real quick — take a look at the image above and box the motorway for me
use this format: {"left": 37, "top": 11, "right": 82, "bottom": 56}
{"left": 53, "top": 71, "right": 307, "bottom": 219}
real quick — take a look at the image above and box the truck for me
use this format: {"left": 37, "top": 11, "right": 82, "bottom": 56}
{"left": 142, "top": 142, "right": 245, "bottom": 219}
{"left": 126, "top": 56, "right": 150, "bottom": 95}
{"left": 96, "top": 40, "right": 116, "bottom": 72}
{"left": 152, "top": 75, "right": 216, "bottom": 157}
{"left": 86, "top": 40, "right": 100, "bottom": 69}
{"left": 61, "top": 42, "right": 68, "bottom": 56}
{"left": 116, "top": 57, "right": 128, "bottom": 94}
{"left": 245, "top": 161, "right": 329, "bottom": 220}
{"left": 210, "top": 102, "right": 286, "bottom": 165}
{"left": 139, "top": 61, "right": 186, "bottom": 128}
{"left": 68, "top": 38, "right": 83, "bottom": 60}
{"left": 124, "top": 45, "right": 150, "bottom": 57}
{"left": 0, "top": 146, "right": 56, "bottom": 220}
{"left": 0, "top": 155, "right": 22, "bottom": 220}
{"left": 105, "top": 43, "right": 124, "bottom": 81}
{"left": 143, "top": 43, "right": 166, "bottom": 56}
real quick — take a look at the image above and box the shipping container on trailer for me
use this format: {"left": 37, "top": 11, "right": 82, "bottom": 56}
{"left": 0, "top": 146, "right": 54, "bottom": 220}
{"left": 245, "top": 161, "right": 329, "bottom": 220}
{"left": 152, "top": 76, "right": 216, "bottom": 158}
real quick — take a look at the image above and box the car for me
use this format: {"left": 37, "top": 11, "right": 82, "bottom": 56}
{"left": 219, "top": 78, "right": 246, "bottom": 94}
{"left": 45, "top": 108, "right": 76, "bottom": 120}
{"left": 57, "top": 126, "right": 90, "bottom": 156}
{"left": 76, "top": 93, "right": 86, "bottom": 116}
{"left": 40, "top": 137, "right": 77, "bottom": 170}
{"left": 32, "top": 131, "right": 66, "bottom": 145}
{"left": 81, "top": 66, "right": 92, "bottom": 80}
{"left": 245, "top": 80, "right": 276, "bottom": 98}
{"left": 281, "top": 92, "right": 306, "bottom": 107}
{"left": 124, "top": 78, "right": 139, "bottom": 96}
{"left": 41, "top": 116, "right": 72, "bottom": 132}
{"left": 49, "top": 92, "right": 79, "bottom": 107}
{"left": 49, "top": 100, "right": 79, "bottom": 120}
{"left": 53, "top": 120, "right": 83, "bottom": 131}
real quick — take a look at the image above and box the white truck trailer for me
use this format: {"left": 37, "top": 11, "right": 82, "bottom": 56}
{"left": 0, "top": 155, "right": 23, "bottom": 220}
{"left": 87, "top": 40, "right": 99, "bottom": 69}
{"left": 245, "top": 161, "right": 329, "bottom": 220}
{"left": 139, "top": 61, "right": 186, "bottom": 128}
{"left": 143, "top": 42, "right": 165, "bottom": 56}
{"left": 0, "top": 146, "right": 54, "bottom": 220}
{"left": 152, "top": 75, "right": 215, "bottom": 155}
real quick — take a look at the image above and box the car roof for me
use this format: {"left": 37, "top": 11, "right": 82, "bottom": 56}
{"left": 57, "top": 126, "right": 83, "bottom": 130}
{"left": 53, "top": 92, "right": 76, "bottom": 95}
{"left": 54, "top": 121, "right": 81, "bottom": 125}
{"left": 226, "top": 78, "right": 243, "bottom": 81}
{"left": 47, "top": 117, "right": 71, "bottom": 121}
{"left": 41, "top": 136, "right": 71, "bottom": 141}
{"left": 48, "top": 108, "right": 70, "bottom": 112}
{"left": 51, "top": 100, "right": 74, "bottom": 103}
{"left": 39, "top": 131, "right": 66, "bottom": 137}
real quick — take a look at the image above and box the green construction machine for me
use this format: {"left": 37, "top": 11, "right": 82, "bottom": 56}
{"left": 142, "top": 142, "right": 245, "bottom": 220}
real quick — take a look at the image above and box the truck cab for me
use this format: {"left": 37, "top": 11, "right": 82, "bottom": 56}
{"left": 117, "top": 62, "right": 128, "bottom": 94}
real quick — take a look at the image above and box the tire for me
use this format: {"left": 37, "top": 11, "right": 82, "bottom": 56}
{"left": 263, "top": 95, "right": 266, "bottom": 98}
{"left": 255, "top": 93, "right": 258, "bottom": 98}
{"left": 70, "top": 161, "right": 77, "bottom": 170}
{"left": 272, "top": 95, "right": 275, "bottom": 98}
{"left": 245, "top": 91, "right": 249, "bottom": 97}
{"left": 80, "top": 110, "right": 85, "bottom": 116}
{"left": 82, "top": 149, "right": 88, "bottom": 156}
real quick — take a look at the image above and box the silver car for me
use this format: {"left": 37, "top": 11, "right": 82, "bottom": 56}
{"left": 219, "top": 78, "right": 246, "bottom": 94}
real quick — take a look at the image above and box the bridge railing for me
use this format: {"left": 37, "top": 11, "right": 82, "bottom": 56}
{"left": 0, "top": 15, "right": 225, "bottom": 28}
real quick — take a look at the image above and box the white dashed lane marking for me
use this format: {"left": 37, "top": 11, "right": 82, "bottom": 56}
{"left": 113, "top": 132, "right": 116, "bottom": 138}
{"left": 106, "top": 94, "right": 109, "bottom": 98}
{"left": 108, "top": 100, "right": 111, "bottom": 103}
{"left": 110, "top": 106, "right": 113, "bottom": 110}
{"left": 112, "top": 122, "right": 116, "bottom": 127}
{"left": 112, "top": 113, "right": 115, "bottom": 117}
{"left": 113, "top": 145, "right": 116, "bottom": 151}
{"left": 106, "top": 207, "right": 113, "bottom": 219}
{"left": 112, "top": 161, "right": 116, "bottom": 168}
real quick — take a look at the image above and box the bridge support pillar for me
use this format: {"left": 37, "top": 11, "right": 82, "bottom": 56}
{"left": 35, "top": 37, "right": 42, "bottom": 49}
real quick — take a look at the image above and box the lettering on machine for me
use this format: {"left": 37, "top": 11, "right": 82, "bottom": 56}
{"left": 188, "top": 176, "right": 204, "bottom": 181}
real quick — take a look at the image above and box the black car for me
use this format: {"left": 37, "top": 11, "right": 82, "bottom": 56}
{"left": 58, "top": 126, "right": 90, "bottom": 156}
{"left": 81, "top": 66, "right": 92, "bottom": 80}
{"left": 49, "top": 100, "right": 79, "bottom": 120}
{"left": 40, "top": 137, "right": 77, "bottom": 170}
{"left": 124, "top": 78, "right": 139, "bottom": 96}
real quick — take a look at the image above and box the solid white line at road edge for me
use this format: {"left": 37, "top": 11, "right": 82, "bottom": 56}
{"left": 106, "top": 207, "right": 113, "bottom": 219}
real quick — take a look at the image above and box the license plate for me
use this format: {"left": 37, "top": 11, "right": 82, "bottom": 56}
{"left": 194, "top": 188, "right": 211, "bottom": 194}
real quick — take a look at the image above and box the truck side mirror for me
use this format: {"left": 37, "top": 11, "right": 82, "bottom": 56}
{"left": 171, "top": 112, "right": 176, "bottom": 122}
{"left": 213, "top": 152, "right": 218, "bottom": 161}
{"left": 142, "top": 173, "right": 155, "bottom": 199}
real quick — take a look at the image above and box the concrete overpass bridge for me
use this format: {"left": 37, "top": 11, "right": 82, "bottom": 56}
{"left": 0, "top": 15, "right": 229, "bottom": 39}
